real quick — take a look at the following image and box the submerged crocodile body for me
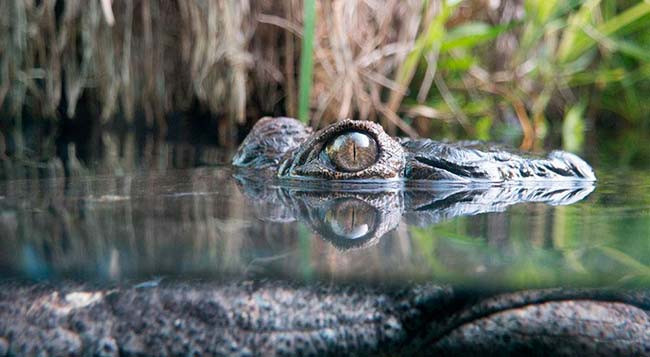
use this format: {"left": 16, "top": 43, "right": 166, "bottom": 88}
{"left": 232, "top": 117, "right": 596, "bottom": 183}
{"left": 2, "top": 280, "right": 650, "bottom": 356}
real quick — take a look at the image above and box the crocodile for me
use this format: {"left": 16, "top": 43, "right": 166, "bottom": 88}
{"left": 232, "top": 117, "right": 596, "bottom": 183}
{"left": 2, "top": 280, "right": 650, "bottom": 356}
{"left": 5, "top": 119, "right": 648, "bottom": 356}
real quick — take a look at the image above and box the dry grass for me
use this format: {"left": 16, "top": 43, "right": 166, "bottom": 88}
{"left": 4, "top": 0, "right": 647, "bottom": 152}
{"left": 0, "top": 0, "right": 439, "bottom": 139}
{"left": 307, "top": 0, "right": 425, "bottom": 136}
{"left": 0, "top": 1, "right": 253, "bottom": 135}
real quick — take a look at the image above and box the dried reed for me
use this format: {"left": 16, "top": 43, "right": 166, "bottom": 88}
{"left": 4, "top": 0, "right": 649, "bottom": 152}
{"left": 0, "top": 0, "right": 435, "bottom": 139}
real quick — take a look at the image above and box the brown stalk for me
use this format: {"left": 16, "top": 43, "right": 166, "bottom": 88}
{"left": 512, "top": 98, "right": 535, "bottom": 151}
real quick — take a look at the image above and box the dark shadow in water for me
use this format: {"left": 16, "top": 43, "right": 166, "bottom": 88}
{"left": 234, "top": 173, "right": 595, "bottom": 251}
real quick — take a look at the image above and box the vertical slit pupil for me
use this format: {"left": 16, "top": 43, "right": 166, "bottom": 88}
{"left": 325, "top": 131, "right": 378, "bottom": 172}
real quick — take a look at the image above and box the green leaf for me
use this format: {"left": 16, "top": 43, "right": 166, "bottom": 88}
{"left": 525, "top": 0, "right": 561, "bottom": 24}
{"left": 609, "top": 37, "right": 650, "bottom": 62}
{"left": 395, "top": 5, "right": 451, "bottom": 85}
{"left": 598, "top": 246, "right": 650, "bottom": 276}
{"left": 475, "top": 116, "right": 493, "bottom": 141}
{"left": 438, "top": 56, "right": 475, "bottom": 71}
{"left": 556, "top": 0, "right": 601, "bottom": 63}
{"left": 558, "top": 0, "right": 650, "bottom": 63}
{"left": 568, "top": 68, "right": 626, "bottom": 86}
{"left": 562, "top": 102, "right": 586, "bottom": 152}
{"left": 441, "top": 22, "right": 511, "bottom": 52}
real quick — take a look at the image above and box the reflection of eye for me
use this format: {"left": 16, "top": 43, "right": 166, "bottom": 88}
{"left": 323, "top": 198, "right": 378, "bottom": 240}
{"left": 325, "top": 132, "right": 378, "bottom": 172}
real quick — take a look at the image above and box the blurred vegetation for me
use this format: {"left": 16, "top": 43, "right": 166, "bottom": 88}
{"left": 390, "top": 0, "right": 650, "bottom": 152}
{"left": 1, "top": 0, "right": 650, "bottom": 160}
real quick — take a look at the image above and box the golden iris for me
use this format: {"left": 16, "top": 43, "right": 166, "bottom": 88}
{"left": 325, "top": 132, "right": 378, "bottom": 172}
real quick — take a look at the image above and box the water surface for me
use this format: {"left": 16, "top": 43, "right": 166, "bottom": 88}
{"left": 1, "top": 163, "right": 649, "bottom": 289}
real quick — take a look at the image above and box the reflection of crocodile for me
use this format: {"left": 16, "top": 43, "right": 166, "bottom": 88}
{"left": 234, "top": 173, "right": 594, "bottom": 250}
{"left": 233, "top": 117, "right": 596, "bottom": 182}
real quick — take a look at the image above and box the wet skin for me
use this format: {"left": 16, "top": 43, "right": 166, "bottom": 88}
{"left": 232, "top": 117, "right": 596, "bottom": 183}
{"left": 3, "top": 280, "right": 650, "bottom": 356}
{"left": 3, "top": 185, "right": 648, "bottom": 357}
{"left": 227, "top": 118, "right": 650, "bottom": 355}
{"left": 1, "top": 119, "right": 640, "bottom": 356}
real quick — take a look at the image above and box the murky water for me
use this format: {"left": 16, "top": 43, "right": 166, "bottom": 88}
{"left": 2, "top": 157, "right": 649, "bottom": 288}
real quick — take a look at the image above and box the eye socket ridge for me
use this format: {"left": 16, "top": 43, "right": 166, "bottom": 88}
{"left": 277, "top": 119, "right": 406, "bottom": 180}
{"left": 323, "top": 130, "right": 379, "bottom": 173}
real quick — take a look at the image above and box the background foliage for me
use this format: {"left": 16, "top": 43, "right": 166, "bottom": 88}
{"left": 1, "top": 0, "right": 650, "bottom": 161}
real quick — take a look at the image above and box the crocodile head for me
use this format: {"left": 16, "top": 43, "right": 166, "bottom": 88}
{"left": 233, "top": 117, "right": 406, "bottom": 180}
{"left": 233, "top": 117, "right": 596, "bottom": 183}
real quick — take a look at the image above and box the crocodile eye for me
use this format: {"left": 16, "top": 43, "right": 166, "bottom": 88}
{"left": 325, "top": 132, "right": 378, "bottom": 172}
{"left": 278, "top": 119, "right": 405, "bottom": 180}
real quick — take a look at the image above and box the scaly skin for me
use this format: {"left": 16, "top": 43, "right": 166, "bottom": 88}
{"left": 233, "top": 117, "right": 596, "bottom": 182}
{"left": 1, "top": 280, "right": 649, "bottom": 356}
{"left": 0, "top": 120, "right": 629, "bottom": 355}
{"left": 216, "top": 118, "right": 649, "bottom": 355}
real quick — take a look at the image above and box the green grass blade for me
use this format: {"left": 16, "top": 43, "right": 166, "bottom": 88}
{"left": 388, "top": 1, "right": 455, "bottom": 111}
{"left": 562, "top": 102, "right": 586, "bottom": 152}
{"left": 557, "top": 0, "right": 601, "bottom": 63}
{"left": 298, "top": 0, "right": 317, "bottom": 123}
{"left": 559, "top": 1, "right": 650, "bottom": 63}
{"left": 440, "top": 22, "right": 512, "bottom": 52}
